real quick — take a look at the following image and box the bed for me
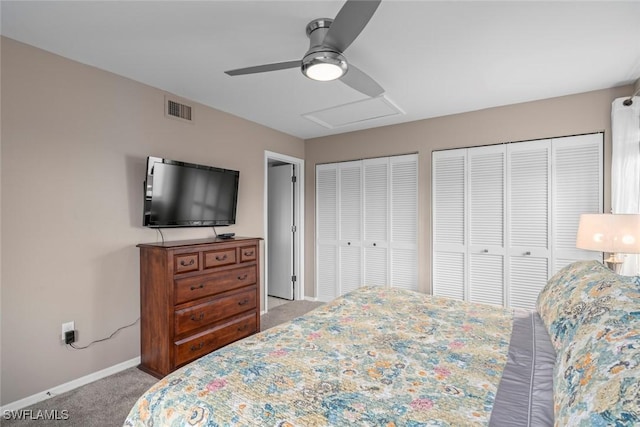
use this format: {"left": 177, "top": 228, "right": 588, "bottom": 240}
{"left": 125, "top": 261, "right": 640, "bottom": 426}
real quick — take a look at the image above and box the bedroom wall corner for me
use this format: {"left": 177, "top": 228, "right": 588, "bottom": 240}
{"left": 0, "top": 36, "right": 304, "bottom": 406}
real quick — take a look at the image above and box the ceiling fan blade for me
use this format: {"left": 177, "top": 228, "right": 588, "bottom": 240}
{"left": 340, "top": 64, "right": 384, "bottom": 97}
{"left": 225, "top": 60, "right": 300, "bottom": 76}
{"left": 323, "top": 0, "right": 381, "bottom": 53}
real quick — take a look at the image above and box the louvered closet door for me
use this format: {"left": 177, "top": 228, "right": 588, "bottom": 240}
{"left": 363, "top": 157, "right": 389, "bottom": 287}
{"left": 432, "top": 150, "right": 466, "bottom": 300}
{"left": 339, "top": 161, "right": 363, "bottom": 295}
{"left": 552, "top": 134, "right": 603, "bottom": 273}
{"left": 468, "top": 145, "right": 506, "bottom": 306}
{"left": 390, "top": 154, "right": 419, "bottom": 291}
{"left": 316, "top": 164, "right": 339, "bottom": 302}
{"left": 432, "top": 133, "right": 603, "bottom": 309}
{"left": 507, "top": 140, "right": 551, "bottom": 309}
{"left": 318, "top": 155, "right": 419, "bottom": 300}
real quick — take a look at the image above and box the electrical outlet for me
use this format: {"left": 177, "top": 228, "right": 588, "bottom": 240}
{"left": 61, "top": 321, "right": 75, "bottom": 342}
{"left": 65, "top": 330, "right": 76, "bottom": 344}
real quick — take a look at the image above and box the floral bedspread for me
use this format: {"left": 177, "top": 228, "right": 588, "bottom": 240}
{"left": 125, "top": 287, "right": 514, "bottom": 426}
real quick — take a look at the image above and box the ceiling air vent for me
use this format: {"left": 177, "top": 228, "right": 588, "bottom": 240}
{"left": 165, "top": 96, "right": 194, "bottom": 123}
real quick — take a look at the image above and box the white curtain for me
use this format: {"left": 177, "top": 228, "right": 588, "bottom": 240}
{"left": 611, "top": 96, "right": 640, "bottom": 275}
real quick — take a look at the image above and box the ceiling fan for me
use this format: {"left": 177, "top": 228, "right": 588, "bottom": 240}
{"left": 224, "top": 0, "right": 384, "bottom": 98}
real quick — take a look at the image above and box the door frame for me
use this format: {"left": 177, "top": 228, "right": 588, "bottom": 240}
{"left": 264, "top": 151, "right": 305, "bottom": 313}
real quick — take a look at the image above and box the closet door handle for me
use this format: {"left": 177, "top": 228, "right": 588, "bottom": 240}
{"left": 481, "top": 249, "right": 489, "bottom": 253}
{"left": 524, "top": 251, "right": 531, "bottom": 256}
{"left": 373, "top": 243, "right": 377, "bottom": 247}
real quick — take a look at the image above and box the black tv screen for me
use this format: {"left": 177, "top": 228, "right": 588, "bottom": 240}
{"left": 143, "top": 156, "right": 239, "bottom": 227}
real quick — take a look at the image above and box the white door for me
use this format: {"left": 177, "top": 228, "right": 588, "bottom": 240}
{"left": 552, "top": 133, "right": 604, "bottom": 272}
{"left": 506, "top": 139, "right": 551, "bottom": 309}
{"left": 339, "top": 161, "right": 363, "bottom": 295}
{"left": 268, "top": 164, "right": 295, "bottom": 300}
{"left": 363, "top": 157, "right": 389, "bottom": 287}
{"left": 317, "top": 155, "right": 419, "bottom": 301}
{"left": 316, "top": 164, "right": 339, "bottom": 302}
{"left": 432, "top": 133, "right": 604, "bottom": 309}
{"left": 432, "top": 149, "right": 467, "bottom": 300}
{"left": 468, "top": 145, "right": 506, "bottom": 306}
{"left": 390, "top": 154, "right": 419, "bottom": 291}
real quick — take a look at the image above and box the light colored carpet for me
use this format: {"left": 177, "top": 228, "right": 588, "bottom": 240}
{"left": 3, "top": 299, "right": 324, "bottom": 426}
{"left": 261, "top": 299, "right": 325, "bottom": 331}
{"left": 1, "top": 367, "right": 157, "bottom": 427}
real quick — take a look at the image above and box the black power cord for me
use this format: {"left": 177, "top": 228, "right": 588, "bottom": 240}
{"left": 68, "top": 318, "right": 140, "bottom": 350}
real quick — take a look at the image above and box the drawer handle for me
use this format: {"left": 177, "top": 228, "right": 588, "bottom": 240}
{"left": 238, "top": 298, "right": 250, "bottom": 306}
{"left": 237, "top": 274, "right": 248, "bottom": 281}
{"left": 244, "top": 251, "right": 254, "bottom": 256}
{"left": 190, "top": 342, "right": 204, "bottom": 352}
{"left": 237, "top": 324, "right": 249, "bottom": 332}
{"left": 190, "top": 284, "right": 205, "bottom": 291}
{"left": 216, "top": 254, "right": 228, "bottom": 261}
{"left": 190, "top": 313, "right": 205, "bottom": 321}
{"left": 180, "top": 259, "right": 195, "bottom": 267}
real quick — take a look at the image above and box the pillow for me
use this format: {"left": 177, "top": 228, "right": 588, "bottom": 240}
{"left": 537, "top": 260, "right": 615, "bottom": 352}
{"left": 536, "top": 260, "right": 640, "bottom": 425}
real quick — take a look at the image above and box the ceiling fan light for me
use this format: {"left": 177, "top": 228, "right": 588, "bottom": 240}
{"left": 306, "top": 63, "right": 344, "bottom": 81}
{"left": 302, "top": 51, "right": 347, "bottom": 82}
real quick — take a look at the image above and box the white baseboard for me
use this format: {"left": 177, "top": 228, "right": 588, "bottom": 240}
{"left": 0, "top": 356, "right": 141, "bottom": 413}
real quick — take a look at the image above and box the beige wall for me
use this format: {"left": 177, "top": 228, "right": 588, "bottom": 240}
{"left": 304, "top": 85, "right": 631, "bottom": 297}
{"left": 0, "top": 37, "right": 304, "bottom": 405}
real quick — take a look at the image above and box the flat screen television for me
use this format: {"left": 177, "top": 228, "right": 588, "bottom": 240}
{"left": 143, "top": 156, "right": 239, "bottom": 228}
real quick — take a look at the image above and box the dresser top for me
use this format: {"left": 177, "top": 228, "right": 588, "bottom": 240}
{"left": 137, "top": 236, "right": 261, "bottom": 249}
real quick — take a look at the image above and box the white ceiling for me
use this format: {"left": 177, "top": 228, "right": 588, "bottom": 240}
{"left": 2, "top": 1, "right": 640, "bottom": 140}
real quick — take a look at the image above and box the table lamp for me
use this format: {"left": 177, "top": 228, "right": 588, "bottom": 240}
{"left": 576, "top": 213, "right": 640, "bottom": 273}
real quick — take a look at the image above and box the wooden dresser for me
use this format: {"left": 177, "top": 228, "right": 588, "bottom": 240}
{"left": 137, "top": 237, "right": 261, "bottom": 378}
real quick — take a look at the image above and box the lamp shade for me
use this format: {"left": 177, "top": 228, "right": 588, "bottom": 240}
{"left": 576, "top": 214, "right": 640, "bottom": 253}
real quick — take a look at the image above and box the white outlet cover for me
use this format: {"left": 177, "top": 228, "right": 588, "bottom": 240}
{"left": 61, "top": 321, "right": 75, "bottom": 341}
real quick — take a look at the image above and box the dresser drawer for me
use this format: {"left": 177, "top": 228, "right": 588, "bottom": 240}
{"left": 204, "top": 248, "right": 236, "bottom": 269}
{"left": 174, "top": 265, "right": 257, "bottom": 304}
{"left": 174, "top": 313, "right": 257, "bottom": 367}
{"left": 174, "top": 253, "right": 199, "bottom": 274}
{"left": 239, "top": 245, "right": 257, "bottom": 263}
{"left": 174, "top": 287, "right": 257, "bottom": 336}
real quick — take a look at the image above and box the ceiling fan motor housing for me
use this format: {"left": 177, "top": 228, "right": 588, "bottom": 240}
{"left": 306, "top": 18, "right": 333, "bottom": 46}
{"left": 302, "top": 18, "right": 348, "bottom": 80}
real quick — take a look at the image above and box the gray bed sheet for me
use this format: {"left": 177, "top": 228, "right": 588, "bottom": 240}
{"left": 489, "top": 309, "right": 556, "bottom": 427}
